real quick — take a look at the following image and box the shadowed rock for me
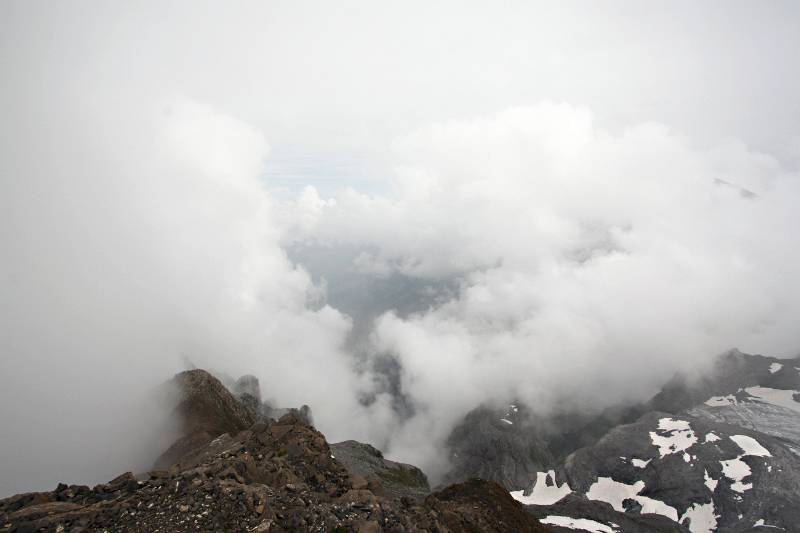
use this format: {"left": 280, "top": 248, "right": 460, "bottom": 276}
{"left": 330, "top": 440, "right": 430, "bottom": 499}
{"left": 153, "top": 369, "right": 255, "bottom": 469}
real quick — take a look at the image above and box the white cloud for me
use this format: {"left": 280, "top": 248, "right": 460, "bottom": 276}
{"left": 0, "top": 96, "right": 368, "bottom": 495}
{"left": 2, "top": 1, "right": 800, "bottom": 494}
{"left": 287, "top": 103, "right": 800, "bottom": 476}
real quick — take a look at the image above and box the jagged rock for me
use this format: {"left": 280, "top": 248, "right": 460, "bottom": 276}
{"left": 649, "top": 350, "right": 800, "bottom": 415}
{"left": 444, "top": 403, "right": 555, "bottom": 491}
{"left": 560, "top": 411, "right": 800, "bottom": 532}
{"left": 169, "top": 369, "right": 256, "bottom": 435}
{"left": 233, "top": 374, "right": 262, "bottom": 413}
{"left": 330, "top": 440, "right": 430, "bottom": 499}
{"left": 260, "top": 403, "right": 314, "bottom": 426}
{"left": 426, "top": 479, "right": 550, "bottom": 532}
{"left": 1, "top": 409, "right": 551, "bottom": 532}
{"left": 153, "top": 369, "right": 256, "bottom": 469}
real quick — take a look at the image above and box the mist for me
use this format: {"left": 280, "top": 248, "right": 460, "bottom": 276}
{"left": 2, "top": 1, "right": 800, "bottom": 496}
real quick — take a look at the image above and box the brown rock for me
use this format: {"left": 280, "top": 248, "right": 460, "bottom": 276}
{"left": 340, "top": 489, "right": 377, "bottom": 505}
{"left": 350, "top": 474, "right": 369, "bottom": 490}
{"left": 354, "top": 519, "right": 381, "bottom": 533}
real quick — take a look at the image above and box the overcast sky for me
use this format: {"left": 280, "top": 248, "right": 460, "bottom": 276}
{"left": 2, "top": 1, "right": 799, "bottom": 495}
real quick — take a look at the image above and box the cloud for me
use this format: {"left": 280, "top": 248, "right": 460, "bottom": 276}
{"left": 0, "top": 96, "right": 370, "bottom": 495}
{"left": 286, "top": 103, "right": 800, "bottom": 478}
{"left": 2, "top": 1, "right": 800, "bottom": 495}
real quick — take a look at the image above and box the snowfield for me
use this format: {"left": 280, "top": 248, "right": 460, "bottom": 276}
{"left": 510, "top": 470, "right": 571, "bottom": 505}
{"left": 649, "top": 418, "right": 697, "bottom": 458}
{"left": 539, "top": 515, "right": 617, "bottom": 532}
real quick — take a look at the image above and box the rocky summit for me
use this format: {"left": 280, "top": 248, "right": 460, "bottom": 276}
{"left": 0, "top": 370, "right": 548, "bottom": 533}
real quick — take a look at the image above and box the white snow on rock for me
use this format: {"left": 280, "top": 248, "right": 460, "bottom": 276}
{"left": 649, "top": 418, "right": 697, "bottom": 458}
{"left": 720, "top": 456, "right": 753, "bottom": 493}
{"left": 704, "top": 469, "right": 718, "bottom": 492}
{"left": 500, "top": 418, "right": 513, "bottom": 425}
{"left": 704, "top": 395, "right": 738, "bottom": 407}
{"left": 539, "top": 515, "right": 617, "bottom": 532}
{"left": 744, "top": 387, "right": 800, "bottom": 414}
{"left": 585, "top": 477, "right": 678, "bottom": 522}
{"left": 753, "top": 518, "right": 784, "bottom": 529}
{"left": 679, "top": 501, "right": 719, "bottom": 533}
{"left": 704, "top": 432, "right": 721, "bottom": 443}
{"left": 730, "top": 435, "right": 771, "bottom": 457}
{"left": 632, "top": 458, "right": 651, "bottom": 468}
{"left": 510, "top": 470, "right": 571, "bottom": 505}
{"left": 717, "top": 434, "right": 772, "bottom": 493}
{"left": 769, "top": 362, "right": 783, "bottom": 374}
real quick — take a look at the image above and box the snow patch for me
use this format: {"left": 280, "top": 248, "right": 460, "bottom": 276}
{"left": 720, "top": 456, "right": 752, "bottom": 493}
{"left": 744, "top": 387, "right": 800, "bottom": 414}
{"left": 680, "top": 501, "right": 719, "bottom": 533}
{"left": 754, "top": 518, "right": 785, "bottom": 529}
{"left": 632, "top": 458, "right": 651, "bottom": 468}
{"left": 769, "top": 362, "right": 783, "bottom": 374}
{"left": 539, "top": 516, "right": 617, "bottom": 532}
{"left": 717, "top": 434, "right": 771, "bottom": 493}
{"left": 510, "top": 470, "right": 571, "bottom": 505}
{"left": 730, "top": 435, "right": 771, "bottom": 457}
{"left": 704, "top": 469, "right": 718, "bottom": 492}
{"left": 586, "top": 477, "right": 678, "bottom": 521}
{"left": 649, "top": 418, "right": 697, "bottom": 458}
{"left": 499, "top": 418, "right": 513, "bottom": 425}
{"left": 704, "top": 432, "right": 721, "bottom": 443}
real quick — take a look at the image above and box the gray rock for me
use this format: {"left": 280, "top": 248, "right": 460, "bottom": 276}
{"left": 562, "top": 411, "right": 800, "bottom": 532}
{"left": 329, "top": 440, "right": 430, "bottom": 499}
{"left": 443, "top": 403, "right": 556, "bottom": 491}
{"left": 233, "top": 374, "right": 262, "bottom": 413}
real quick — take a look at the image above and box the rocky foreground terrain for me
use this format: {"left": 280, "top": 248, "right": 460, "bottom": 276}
{"left": 2, "top": 350, "right": 799, "bottom": 532}
{"left": 0, "top": 369, "right": 549, "bottom": 532}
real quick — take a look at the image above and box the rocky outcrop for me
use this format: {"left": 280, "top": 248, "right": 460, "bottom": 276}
{"left": 233, "top": 374, "right": 262, "bottom": 414}
{"left": 558, "top": 412, "right": 800, "bottom": 532}
{"left": 427, "top": 479, "right": 550, "bottom": 532}
{"left": 153, "top": 369, "right": 256, "bottom": 470}
{"left": 648, "top": 350, "right": 800, "bottom": 415}
{"left": 330, "top": 440, "right": 430, "bottom": 500}
{"left": 443, "top": 403, "right": 555, "bottom": 491}
{"left": 0, "top": 411, "right": 551, "bottom": 532}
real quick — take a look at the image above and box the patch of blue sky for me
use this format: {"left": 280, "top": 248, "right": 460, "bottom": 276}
{"left": 261, "top": 143, "right": 391, "bottom": 198}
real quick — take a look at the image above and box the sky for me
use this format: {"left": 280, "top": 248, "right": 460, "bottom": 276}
{"left": 1, "top": 1, "right": 799, "bottom": 495}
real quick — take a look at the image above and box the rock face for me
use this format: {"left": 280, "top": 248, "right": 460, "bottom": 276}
{"left": 648, "top": 350, "right": 800, "bottom": 415}
{"left": 428, "top": 479, "right": 550, "bottom": 532}
{"left": 0, "top": 412, "right": 550, "bottom": 532}
{"left": 505, "top": 351, "right": 800, "bottom": 532}
{"left": 172, "top": 369, "right": 257, "bottom": 434}
{"left": 330, "top": 440, "right": 430, "bottom": 500}
{"left": 153, "top": 369, "right": 256, "bottom": 470}
{"left": 444, "top": 403, "right": 555, "bottom": 491}
{"left": 559, "top": 412, "right": 800, "bottom": 532}
{"left": 233, "top": 374, "right": 262, "bottom": 413}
